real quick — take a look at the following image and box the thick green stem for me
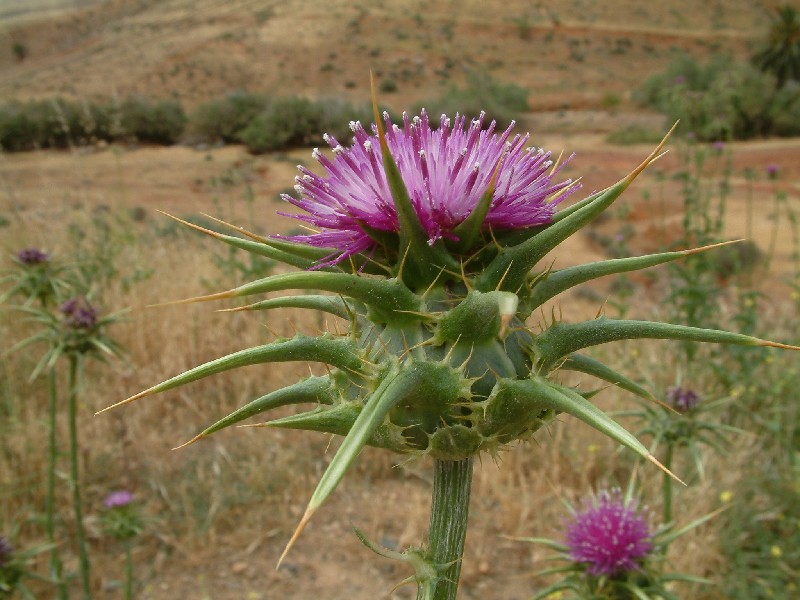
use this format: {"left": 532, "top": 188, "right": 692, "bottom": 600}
{"left": 421, "top": 458, "right": 474, "bottom": 600}
{"left": 662, "top": 443, "right": 674, "bottom": 525}
{"left": 68, "top": 354, "right": 92, "bottom": 600}
{"left": 46, "top": 367, "right": 68, "bottom": 600}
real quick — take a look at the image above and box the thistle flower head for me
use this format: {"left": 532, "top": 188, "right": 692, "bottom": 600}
{"left": 565, "top": 489, "right": 652, "bottom": 576}
{"left": 0, "top": 536, "right": 12, "bottom": 568}
{"left": 15, "top": 248, "right": 49, "bottom": 266}
{"left": 281, "top": 110, "right": 577, "bottom": 265}
{"left": 665, "top": 386, "right": 700, "bottom": 413}
{"left": 102, "top": 490, "right": 144, "bottom": 541}
{"left": 103, "top": 490, "right": 134, "bottom": 509}
{"left": 61, "top": 297, "right": 98, "bottom": 330}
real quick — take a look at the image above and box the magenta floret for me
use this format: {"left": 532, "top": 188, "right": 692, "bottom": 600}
{"left": 565, "top": 489, "right": 652, "bottom": 576}
{"left": 104, "top": 490, "right": 134, "bottom": 508}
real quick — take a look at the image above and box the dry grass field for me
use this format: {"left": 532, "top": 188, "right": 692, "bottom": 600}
{"left": 1, "top": 1, "right": 799, "bottom": 599}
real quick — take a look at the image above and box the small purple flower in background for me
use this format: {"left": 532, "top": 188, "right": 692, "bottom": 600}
{"left": 15, "top": 248, "right": 49, "bottom": 266}
{"left": 565, "top": 489, "right": 652, "bottom": 576}
{"left": 61, "top": 297, "right": 98, "bottom": 330}
{"left": 0, "top": 536, "right": 13, "bottom": 568}
{"left": 104, "top": 490, "right": 134, "bottom": 509}
{"left": 767, "top": 164, "right": 779, "bottom": 179}
{"left": 674, "top": 75, "right": 686, "bottom": 84}
{"left": 665, "top": 386, "right": 700, "bottom": 413}
{"left": 281, "top": 110, "right": 578, "bottom": 264}
{"left": 712, "top": 141, "right": 725, "bottom": 152}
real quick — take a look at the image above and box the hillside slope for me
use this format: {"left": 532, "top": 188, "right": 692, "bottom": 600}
{"left": 0, "top": 0, "right": 770, "bottom": 110}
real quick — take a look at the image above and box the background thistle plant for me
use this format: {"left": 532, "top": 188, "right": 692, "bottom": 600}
{"left": 516, "top": 487, "right": 719, "bottom": 599}
{"left": 104, "top": 86, "right": 799, "bottom": 599}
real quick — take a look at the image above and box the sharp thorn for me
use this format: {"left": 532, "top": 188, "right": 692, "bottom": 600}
{"left": 157, "top": 211, "right": 224, "bottom": 239}
{"left": 277, "top": 506, "right": 315, "bottom": 568}
{"left": 95, "top": 389, "right": 152, "bottom": 415}
{"left": 148, "top": 290, "right": 234, "bottom": 308}
{"left": 758, "top": 340, "right": 800, "bottom": 351}
{"left": 647, "top": 454, "right": 685, "bottom": 485}
{"left": 172, "top": 433, "right": 204, "bottom": 450}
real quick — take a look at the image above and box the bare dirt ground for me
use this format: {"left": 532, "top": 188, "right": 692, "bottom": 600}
{"left": 2, "top": 1, "right": 799, "bottom": 599}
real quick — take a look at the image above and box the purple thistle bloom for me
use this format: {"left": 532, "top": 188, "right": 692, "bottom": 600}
{"left": 60, "top": 297, "right": 98, "bottom": 330}
{"left": 15, "top": 248, "right": 49, "bottom": 265}
{"left": 104, "top": 490, "right": 134, "bottom": 509}
{"left": 565, "top": 489, "right": 652, "bottom": 576}
{"left": 665, "top": 386, "right": 700, "bottom": 413}
{"left": 280, "top": 110, "right": 578, "bottom": 264}
{"left": 712, "top": 141, "right": 725, "bottom": 152}
{"left": 767, "top": 163, "right": 779, "bottom": 179}
{"left": 0, "top": 536, "right": 12, "bottom": 568}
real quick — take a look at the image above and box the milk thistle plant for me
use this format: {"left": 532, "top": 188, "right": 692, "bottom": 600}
{"left": 101, "top": 490, "right": 144, "bottom": 600}
{"left": 518, "top": 488, "right": 717, "bottom": 599}
{"left": 104, "top": 87, "right": 798, "bottom": 598}
{"left": 5, "top": 283, "right": 124, "bottom": 600}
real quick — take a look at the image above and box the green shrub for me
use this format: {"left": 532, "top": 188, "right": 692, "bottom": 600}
{"left": 418, "top": 71, "right": 529, "bottom": 129}
{"left": 752, "top": 4, "right": 800, "bottom": 87}
{"left": 0, "top": 103, "right": 44, "bottom": 151}
{"left": 117, "top": 96, "right": 186, "bottom": 145}
{"left": 635, "top": 53, "right": 782, "bottom": 140}
{"left": 768, "top": 81, "right": 800, "bottom": 136}
{"left": 238, "top": 97, "right": 374, "bottom": 153}
{"left": 606, "top": 124, "right": 665, "bottom": 145}
{"left": 187, "top": 91, "right": 269, "bottom": 144}
{"left": 12, "top": 41, "right": 27, "bottom": 61}
{"left": 239, "top": 97, "right": 324, "bottom": 153}
{"left": 315, "top": 98, "right": 374, "bottom": 142}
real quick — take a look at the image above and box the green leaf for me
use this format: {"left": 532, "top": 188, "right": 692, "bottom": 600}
{"left": 99, "top": 335, "right": 364, "bottom": 413}
{"left": 505, "top": 378, "right": 669, "bottom": 471}
{"left": 159, "top": 212, "right": 329, "bottom": 270}
{"left": 510, "top": 536, "right": 570, "bottom": 553}
{"left": 224, "top": 294, "right": 351, "bottom": 319}
{"left": 533, "top": 317, "right": 794, "bottom": 372}
{"left": 528, "top": 242, "right": 738, "bottom": 309}
{"left": 452, "top": 169, "right": 499, "bottom": 252}
{"left": 260, "top": 403, "right": 362, "bottom": 437}
{"left": 656, "top": 507, "right": 726, "bottom": 546}
{"left": 533, "top": 580, "right": 582, "bottom": 600}
{"left": 560, "top": 354, "right": 654, "bottom": 400}
{"left": 177, "top": 376, "right": 335, "bottom": 447}
{"left": 280, "top": 359, "right": 463, "bottom": 561}
{"left": 179, "top": 271, "right": 424, "bottom": 325}
{"left": 371, "top": 98, "right": 457, "bottom": 286}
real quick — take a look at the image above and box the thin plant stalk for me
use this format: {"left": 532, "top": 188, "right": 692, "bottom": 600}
{"left": 422, "top": 458, "right": 474, "bottom": 600}
{"left": 124, "top": 539, "right": 133, "bottom": 600}
{"left": 662, "top": 443, "right": 674, "bottom": 526}
{"left": 67, "top": 353, "right": 92, "bottom": 600}
{"left": 46, "top": 366, "right": 69, "bottom": 600}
